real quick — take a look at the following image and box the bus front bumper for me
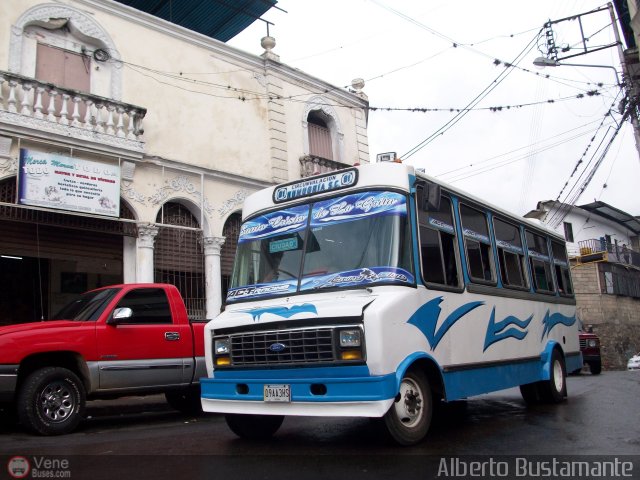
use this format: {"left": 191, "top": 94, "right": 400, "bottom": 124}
{"left": 200, "top": 366, "right": 397, "bottom": 417}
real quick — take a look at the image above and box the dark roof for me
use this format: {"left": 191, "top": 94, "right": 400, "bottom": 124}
{"left": 578, "top": 201, "right": 640, "bottom": 235}
{"left": 113, "top": 0, "right": 277, "bottom": 42}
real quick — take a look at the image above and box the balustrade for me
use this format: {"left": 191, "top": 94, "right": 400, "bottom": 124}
{"left": 299, "top": 155, "right": 351, "bottom": 178}
{"left": 0, "top": 71, "right": 146, "bottom": 152}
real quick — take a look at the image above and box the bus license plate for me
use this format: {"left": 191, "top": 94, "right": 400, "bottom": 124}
{"left": 264, "top": 384, "right": 291, "bottom": 402}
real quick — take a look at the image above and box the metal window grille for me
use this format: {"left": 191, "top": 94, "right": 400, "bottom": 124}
{"left": 154, "top": 202, "right": 205, "bottom": 320}
{"left": 308, "top": 122, "right": 333, "bottom": 160}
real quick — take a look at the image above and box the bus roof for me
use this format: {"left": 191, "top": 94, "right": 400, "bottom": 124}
{"left": 241, "top": 162, "right": 564, "bottom": 241}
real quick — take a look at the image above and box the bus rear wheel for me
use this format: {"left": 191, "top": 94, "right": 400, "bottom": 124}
{"left": 539, "top": 349, "right": 567, "bottom": 403}
{"left": 383, "top": 368, "right": 432, "bottom": 446}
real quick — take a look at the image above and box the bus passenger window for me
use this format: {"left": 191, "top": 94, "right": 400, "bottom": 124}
{"left": 418, "top": 195, "right": 459, "bottom": 288}
{"left": 460, "top": 204, "right": 495, "bottom": 284}
{"left": 525, "top": 230, "right": 555, "bottom": 293}
{"left": 551, "top": 241, "right": 574, "bottom": 296}
{"left": 493, "top": 218, "right": 528, "bottom": 289}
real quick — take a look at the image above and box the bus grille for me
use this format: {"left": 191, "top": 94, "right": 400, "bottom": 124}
{"left": 230, "top": 327, "right": 335, "bottom": 366}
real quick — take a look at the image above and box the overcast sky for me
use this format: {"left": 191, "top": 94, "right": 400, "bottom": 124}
{"left": 228, "top": 0, "right": 640, "bottom": 218}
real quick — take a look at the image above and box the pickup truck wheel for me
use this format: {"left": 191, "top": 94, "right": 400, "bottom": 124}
{"left": 165, "top": 387, "right": 202, "bottom": 415}
{"left": 17, "top": 367, "right": 85, "bottom": 435}
{"left": 539, "top": 349, "right": 567, "bottom": 403}
{"left": 225, "top": 414, "right": 284, "bottom": 440}
{"left": 588, "top": 361, "right": 602, "bottom": 375}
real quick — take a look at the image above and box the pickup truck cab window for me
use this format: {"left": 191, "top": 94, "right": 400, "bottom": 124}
{"left": 114, "top": 288, "right": 172, "bottom": 324}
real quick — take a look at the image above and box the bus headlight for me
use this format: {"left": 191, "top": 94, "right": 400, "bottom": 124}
{"left": 214, "top": 337, "right": 231, "bottom": 366}
{"left": 215, "top": 337, "right": 230, "bottom": 354}
{"left": 338, "top": 328, "right": 364, "bottom": 361}
{"left": 339, "top": 329, "right": 361, "bottom": 347}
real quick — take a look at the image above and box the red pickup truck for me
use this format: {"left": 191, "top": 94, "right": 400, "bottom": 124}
{"left": 0, "top": 283, "right": 206, "bottom": 435}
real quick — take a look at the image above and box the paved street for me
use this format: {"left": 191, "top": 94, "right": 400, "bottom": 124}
{"left": 1, "top": 371, "right": 638, "bottom": 479}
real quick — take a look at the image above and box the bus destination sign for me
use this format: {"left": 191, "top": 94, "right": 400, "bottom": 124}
{"left": 273, "top": 168, "right": 358, "bottom": 203}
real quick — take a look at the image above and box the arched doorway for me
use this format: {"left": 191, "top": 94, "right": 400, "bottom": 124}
{"left": 154, "top": 202, "right": 205, "bottom": 320}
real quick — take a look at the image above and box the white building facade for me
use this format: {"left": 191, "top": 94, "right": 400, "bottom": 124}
{"left": 0, "top": 0, "right": 369, "bottom": 325}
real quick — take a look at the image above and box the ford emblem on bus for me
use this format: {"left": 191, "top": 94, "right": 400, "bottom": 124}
{"left": 273, "top": 168, "right": 358, "bottom": 203}
{"left": 269, "top": 342, "right": 287, "bottom": 352}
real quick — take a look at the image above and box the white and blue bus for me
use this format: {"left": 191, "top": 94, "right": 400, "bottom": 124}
{"left": 202, "top": 162, "right": 581, "bottom": 445}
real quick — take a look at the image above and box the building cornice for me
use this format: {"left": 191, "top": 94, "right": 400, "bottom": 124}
{"left": 73, "top": 0, "right": 368, "bottom": 109}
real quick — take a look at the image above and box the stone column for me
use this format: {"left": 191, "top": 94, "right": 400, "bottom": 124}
{"left": 204, "top": 236, "right": 226, "bottom": 319}
{"left": 137, "top": 224, "right": 159, "bottom": 283}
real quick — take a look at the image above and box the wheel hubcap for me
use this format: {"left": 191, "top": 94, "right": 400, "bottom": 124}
{"left": 394, "top": 377, "right": 423, "bottom": 427}
{"left": 39, "top": 382, "right": 74, "bottom": 423}
{"left": 553, "top": 360, "right": 564, "bottom": 392}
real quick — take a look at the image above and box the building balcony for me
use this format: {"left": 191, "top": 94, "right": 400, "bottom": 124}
{"left": 575, "top": 238, "right": 640, "bottom": 268}
{"left": 0, "top": 71, "right": 146, "bottom": 156}
{"left": 299, "top": 155, "right": 352, "bottom": 178}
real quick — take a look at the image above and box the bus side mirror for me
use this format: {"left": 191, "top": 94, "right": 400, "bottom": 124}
{"left": 417, "top": 181, "right": 441, "bottom": 211}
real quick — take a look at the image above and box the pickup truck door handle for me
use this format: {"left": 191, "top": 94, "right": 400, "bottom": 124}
{"left": 165, "top": 332, "right": 180, "bottom": 341}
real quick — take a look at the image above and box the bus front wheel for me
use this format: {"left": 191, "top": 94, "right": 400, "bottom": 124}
{"left": 225, "top": 413, "right": 284, "bottom": 440}
{"left": 383, "top": 368, "right": 432, "bottom": 446}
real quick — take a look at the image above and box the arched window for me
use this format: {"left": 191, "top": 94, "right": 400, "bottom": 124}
{"left": 307, "top": 110, "right": 333, "bottom": 160}
{"left": 10, "top": 4, "right": 122, "bottom": 100}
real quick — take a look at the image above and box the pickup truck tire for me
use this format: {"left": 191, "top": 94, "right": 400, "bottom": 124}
{"left": 588, "top": 361, "right": 602, "bottom": 375}
{"left": 225, "top": 413, "right": 284, "bottom": 440}
{"left": 165, "top": 387, "right": 202, "bottom": 415}
{"left": 17, "top": 367, "right": 85, "bottom": 435}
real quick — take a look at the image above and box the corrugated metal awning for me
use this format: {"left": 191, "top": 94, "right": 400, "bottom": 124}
{"left": 113, "top": 0, "right": 277, "bottom": 41}
{"left": 579, "top": 201, "right": 640, "bottom": 235}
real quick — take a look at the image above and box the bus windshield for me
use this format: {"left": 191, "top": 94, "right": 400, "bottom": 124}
{"left": 227, "top": 190, "right": 414, "bottom": 303}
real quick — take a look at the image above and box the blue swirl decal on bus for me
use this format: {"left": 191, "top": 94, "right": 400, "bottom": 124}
{"left": 240, "top": 303, "right": 318, "bottom": 321}
{"left": 238, "top": 205, "right": 309, "bottom": 243}
{"left": 300, "top": 267, "right": 414, "bottom": 291}
{"left": 408, "top": 297, "right": 484, "bottom": 351}
{"left": 541, "top": 311, "right": 576, "bottom": 339}
{"left": 226, "top": 280, "right": 297, "bottom": 301}
{"left": 310, "top": 191, "right": 406, "bottom": 227}
{"left": 483, "top": 308, "right": 533, "bottom": 352}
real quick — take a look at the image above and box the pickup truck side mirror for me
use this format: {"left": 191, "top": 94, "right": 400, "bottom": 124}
{"left": 108, "top": 307, "right": 133, "bottom": 325}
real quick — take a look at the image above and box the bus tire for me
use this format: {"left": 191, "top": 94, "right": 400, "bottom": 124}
{"left": 165, "top": 386, "right": 203, "bottom": 415}
{"left": 225, "top": 413, "right": 284, "bottom": 440}
{"left": 17, "top": 367, "right": 85, "bottom": 435}
{"left": 539, "top": 349, "right": 567, "bottom": 403}
{"left": 383, "top": 368, "right": 432, "bottom": 446}
{"left": 519, "top": 382, "right": 541, "bottom": 405}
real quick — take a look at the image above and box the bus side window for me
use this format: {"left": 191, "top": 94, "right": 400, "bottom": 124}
{"left": 525, "top": 230, "right": 555, "bottom": 294}
{"left": 418, "top": 195, "right": 460, "bottom": 288}
{"left": 460, "top": 204, "right": 496, "bottom": 284}
{"left": 551, "top": 240, "right": 574, "bottom": 296}
{"left": 493, "top": 217, "right": 528, "bottom": 289}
